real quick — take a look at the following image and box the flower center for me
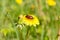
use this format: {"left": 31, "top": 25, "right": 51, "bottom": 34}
{"left": 26, "top": 15, "right": 33, "bottom": 19}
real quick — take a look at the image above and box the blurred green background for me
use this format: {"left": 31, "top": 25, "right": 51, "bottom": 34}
{"left": 0, "top": 0, "right": 60, "bottom": 40}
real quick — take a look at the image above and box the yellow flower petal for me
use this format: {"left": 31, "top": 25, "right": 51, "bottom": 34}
{"left": 16, "top": 0, "right": 23, "bottom": 5}
{"left": 46, "top": 0, "right": 56, "bottom": 6}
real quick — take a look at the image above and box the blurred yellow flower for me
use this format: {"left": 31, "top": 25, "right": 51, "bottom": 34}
{"left": 18, "top": 14, "right": 39, "bottom": 26}
{"left": 16, "top": 0, "right": 23, "bottom": 5}
{"left": 0, "top": 28, "right": 14, "bottom": 36}
{"left": 46, "top": 0, "right": 56, "bottom": 6}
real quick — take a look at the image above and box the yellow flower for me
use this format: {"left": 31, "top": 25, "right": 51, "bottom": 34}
{"left": 16, "top": 0, "right": 23, "bottom": 5}
{"left": 18, "top": 14, "right": 39, "bottom": 26}
{"left": 0, "top": 28, "right": 14, "bottom": 36}
{"left": 46, "top": 0, "right": 56, "bottom": 6}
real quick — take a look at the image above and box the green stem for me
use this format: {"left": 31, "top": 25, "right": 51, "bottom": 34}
{"left": 25, "top": 26, "right": 30, "bottom": 40}
{"left": 41, "top": 25, "right": 45, "bottom": 40}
